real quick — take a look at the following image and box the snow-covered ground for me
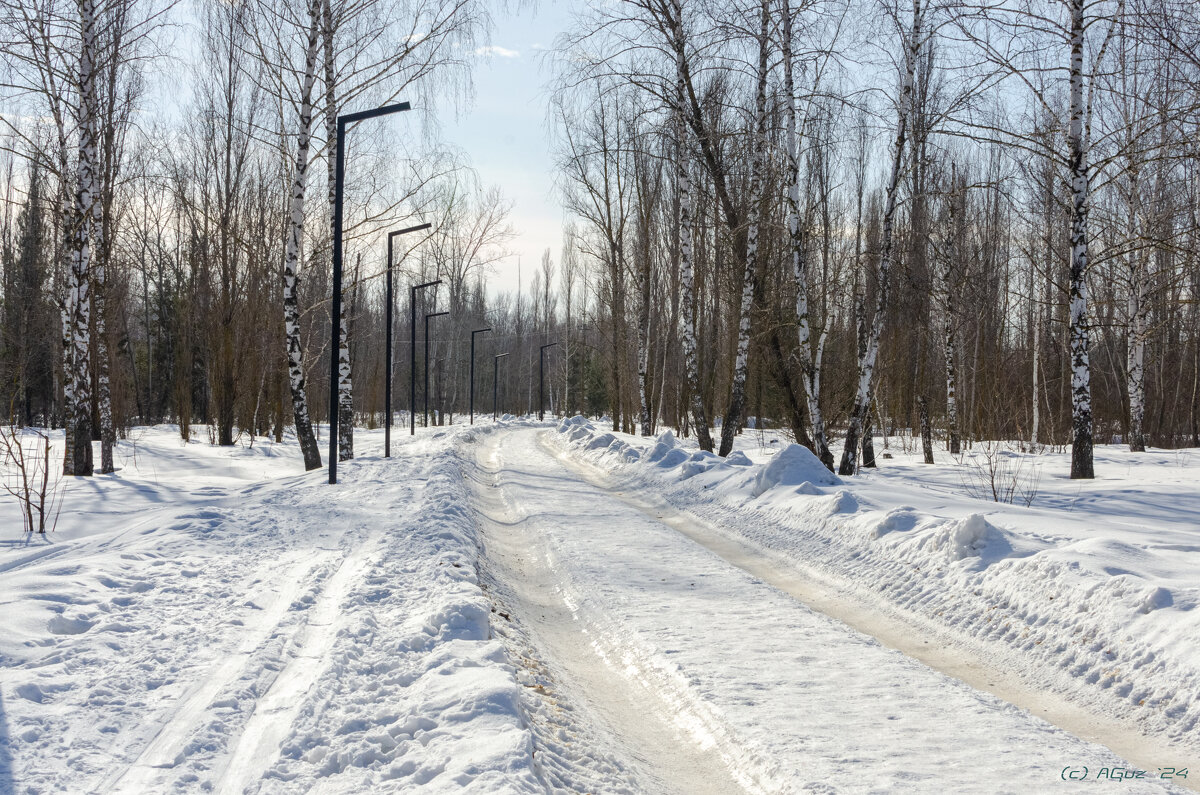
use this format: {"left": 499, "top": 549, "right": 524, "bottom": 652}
{"left": 1, "top": 425, "right": 540, "bottom": 793}
{"left": 551, "top": 419, "right": 1200, "bottom": 778}
{"left": 1, "top": 419, "right": 1196, "bottom": 793}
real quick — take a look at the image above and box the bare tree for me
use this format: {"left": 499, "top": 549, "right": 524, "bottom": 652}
{"left": 838, "top": 0, "right": 923, "bottom": 475}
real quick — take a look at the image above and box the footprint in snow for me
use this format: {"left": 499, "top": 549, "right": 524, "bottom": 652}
{"left": 47, "top": 615, "right": 96, "bottom": 635}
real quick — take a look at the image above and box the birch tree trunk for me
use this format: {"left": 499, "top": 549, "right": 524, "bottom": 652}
{"left": 941, "top": 274, "right": 959, "bottom": 455}
{"left": 670, "top": 0, "right": 712, "bottom": 452}
{"left": 1067, "top": 0, "right": 1094, "bottom": 479}
{"left": 68, "top": 0, "right": 99, "bottom": 477}
{"left": 1030, "top": 291, "right": 1040, "bottom": 450}
{"left": 282, "top": 0, "right": 323, "bottom": 472}
{"left": 637, "top": 248, "right": 652, "bottom": 436}
{"left": 781, "top": 0, "right": 833, "bottom": 470}
{"left": 838, "top": 0, "right": 921, "bottom": 476}
{"left": 918, "top": 394, "right": 934, "bottom": 463}
{"left": 95, "top": 188, "right": 115, "bottom": 474}
{"left": 939, "top": 166, "right": 960, "bottom": 455}
{"left": 1031, "top": 164, "right": 1054, "bottom": 452}
{"left": 58, "top": 143, "right": 76, "bottom": 472}
{"left": 1126, "top": 251, "right": 1149, "bottom": 451}
{"left": 60, "top": 294, "right": 75, "bottom": 473}
{"left": 635, "top": 154, "right": 654, "bottom": 436}
{"left": 323, "top": 0, "right": 353, "bottom": 461}
{"left": 718, "top": 0, "right": 770, "bottom": 458}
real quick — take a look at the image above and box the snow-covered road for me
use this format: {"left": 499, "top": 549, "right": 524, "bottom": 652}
{"left": 471, "top": 427, "right": 1185, "bottom": 793}
{"left": 2, "top": 423, "right": 1192, "bottom": 792}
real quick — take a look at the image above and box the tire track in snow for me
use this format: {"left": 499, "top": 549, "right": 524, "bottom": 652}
{"left": 544, "top": 433, "right": 1200, "bottom": 789}
{"left": 105, "top": 551, "right": 327, "bottom": 793}
{"left": 472, "top": 432, "right": 752, "bottom": 795}
{"left": 479, "top": 428, "right": 1187, "bottom": 793}
{"left": 216, "top": 540, "right": 377, "bottom": 795}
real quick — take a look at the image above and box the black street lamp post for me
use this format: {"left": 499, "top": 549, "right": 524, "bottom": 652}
{"left": 424, "top": 311, "right": 449, "bottom": 428}
{"left": 330, "top": 100, "right": 412, "bottom": 486}
{"left": 469, "top": 327, "right": 491, "bottom": 425}
{"left": 410, "top": 280, "right": 441, "bottom": 436}
{"left": 385, "top": 224, "right": 432, "bottom": 458}
{"left": 493, "top": 353, "right": 510, "bottom": 422}
{"left": 539, "top": 342, "right": 558, "bottom": 422}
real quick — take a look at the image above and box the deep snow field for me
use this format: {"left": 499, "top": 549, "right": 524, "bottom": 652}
{"left": 0, "top": 419, "right": 1197, "bottom": 793}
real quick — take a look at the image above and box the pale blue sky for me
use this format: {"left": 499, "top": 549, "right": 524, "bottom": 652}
{"left": 440, "top": 2, "right": 578, "bottom": 296}
{"left": 150, "top": 0, "right": 576, "bottom": 297}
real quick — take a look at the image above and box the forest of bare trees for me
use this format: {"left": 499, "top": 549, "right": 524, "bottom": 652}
{"left": 2, "top": 0, "right": 1200, "bottom": 480}
{"left": 553, "top": 0, "right": 1200, "bottom": 478}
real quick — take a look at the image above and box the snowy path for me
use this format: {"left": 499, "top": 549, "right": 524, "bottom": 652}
{"left": 1, "top": 430, "right": 539, "bottom": 794}
{"left": 108, "top": 550, "right": 330, "bottom": 793}
{"left": 216, "top": 540, "right": 376, "bottom": 795}
{"left": 473, "top": 436, "right": 742, "bottom": 794}
{"left": 472, "top": 428, "right": 1184, "bottom": 793}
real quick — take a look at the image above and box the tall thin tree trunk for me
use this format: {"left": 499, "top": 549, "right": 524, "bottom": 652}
{"left": 1126, "top": 250, "right": 1149, "bottom": 452}
{"left": 940, "top": 165, "right": 960, "bottom": 455}
{"left": 781, "top": 0, "right": 833, "bottom": 470}
{"left": 671, "top": 2, "right": 712, "bottom": 452}
{"left": 839, "top": 0, "right": 920, "bottom": 476}
{"left": 1030, "top": 274, "right": 1041, "bottom": 450}
{"left": 637, "top": 235, "right": 653, "bottom": 436}
{"left": 95, "top": 198, "right": 115, "bottom": 473}
{"left": 609, "top": 243, "right": 623, "bottom": 432}
{"left": 69, "top": 0, "right": 98, "bottom": 477}
{"left": 322, "top": 0, "right": 352, "bottom": 461}
{"left": 918, "top": 394, "right": 934, "bottom": 463}
{"left": 1067, "top": 0, "right": 1094, "bottom": 478}
{"left": 282, "top": 0, "right": 322, "bottom": 471}
{"left": 718, "top": 0, "right": 770, "bottom": 457}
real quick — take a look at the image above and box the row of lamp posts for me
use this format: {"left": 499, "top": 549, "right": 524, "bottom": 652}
{"left": 329, "top": 99, "right": 558, "bottom": 484}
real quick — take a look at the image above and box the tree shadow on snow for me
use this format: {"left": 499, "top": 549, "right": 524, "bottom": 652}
{"left": 0, "top": 689, "right": 15, "bottom": 793}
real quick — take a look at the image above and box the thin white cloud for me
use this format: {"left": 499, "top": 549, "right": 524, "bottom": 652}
{"left": 475, "top": 45, "right": 520, "bottom": 58}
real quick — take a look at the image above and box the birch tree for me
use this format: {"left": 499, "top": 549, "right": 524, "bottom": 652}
{"left": 1064, "top": 0, "right": 1095, "bottom": 478}
{"left": 668, "top": 0, "right": 713, "bottom": 451}
{"left": 716, "top": 0, "right": 770, "bottom": 457}
{"left": 66, "top": 0, "right": 100, "bottom": 476}
{"left": 267, "top": 0, "right": 324, "bottom": 470}
{"left": 780, "top": 0, "right": 834, "bottom": 469}
{"left": 934, "top": 163, "right": 962, "bottom": 454}
{"left": 838, "top": 0, "right": 922, "bottom": 475}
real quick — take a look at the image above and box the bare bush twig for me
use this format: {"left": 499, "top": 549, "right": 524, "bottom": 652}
{"left": 957, "top": 441, "right": 1042, "bottom": 507}
{"left": 1, "top": 418, "right": 65, "bottom": 534}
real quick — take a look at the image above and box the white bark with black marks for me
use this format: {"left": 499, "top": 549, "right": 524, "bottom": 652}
{"left": 718, "top": 0, "right": 770, "bottom": 458}
{"left": 670, "top": 0, "right": 713, "bottom": 452}
{"left": 322, "top": 0, "right": 353, "bottom": 461}
{"left": 1126, "top": 250, "right": 1149, "bottom": 452}
{"left": 781, "top": 0, "right": 833, "bottom": 470}
{"left": 1067, "top": 0, "right": 1094, "bottom": 479}
{"left": 839, "top": 0, "right": 921, "bottom": 476}
{"left": 282, "top": 0, "right": 323, "bottom": 472}
{"left": 938, "top": 165, "right": 960, "bottom": 456}
{"left": 68, "top": 0, "right": 99, "bottom": 477}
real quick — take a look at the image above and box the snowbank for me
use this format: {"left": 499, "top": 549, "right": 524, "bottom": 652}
{"left": 551, "top": 418, "right": 1200, "bottom": 753}
{"left": 750, "top": 443, "right": 842, "bottom": 497}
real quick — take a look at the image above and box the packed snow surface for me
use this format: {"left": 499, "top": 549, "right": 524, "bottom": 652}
{"left": 1, "top": 419, "right": 1196, "bottom": 793}
{"left": 552, "top": 419, "right": 1200, "bottom": 770}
